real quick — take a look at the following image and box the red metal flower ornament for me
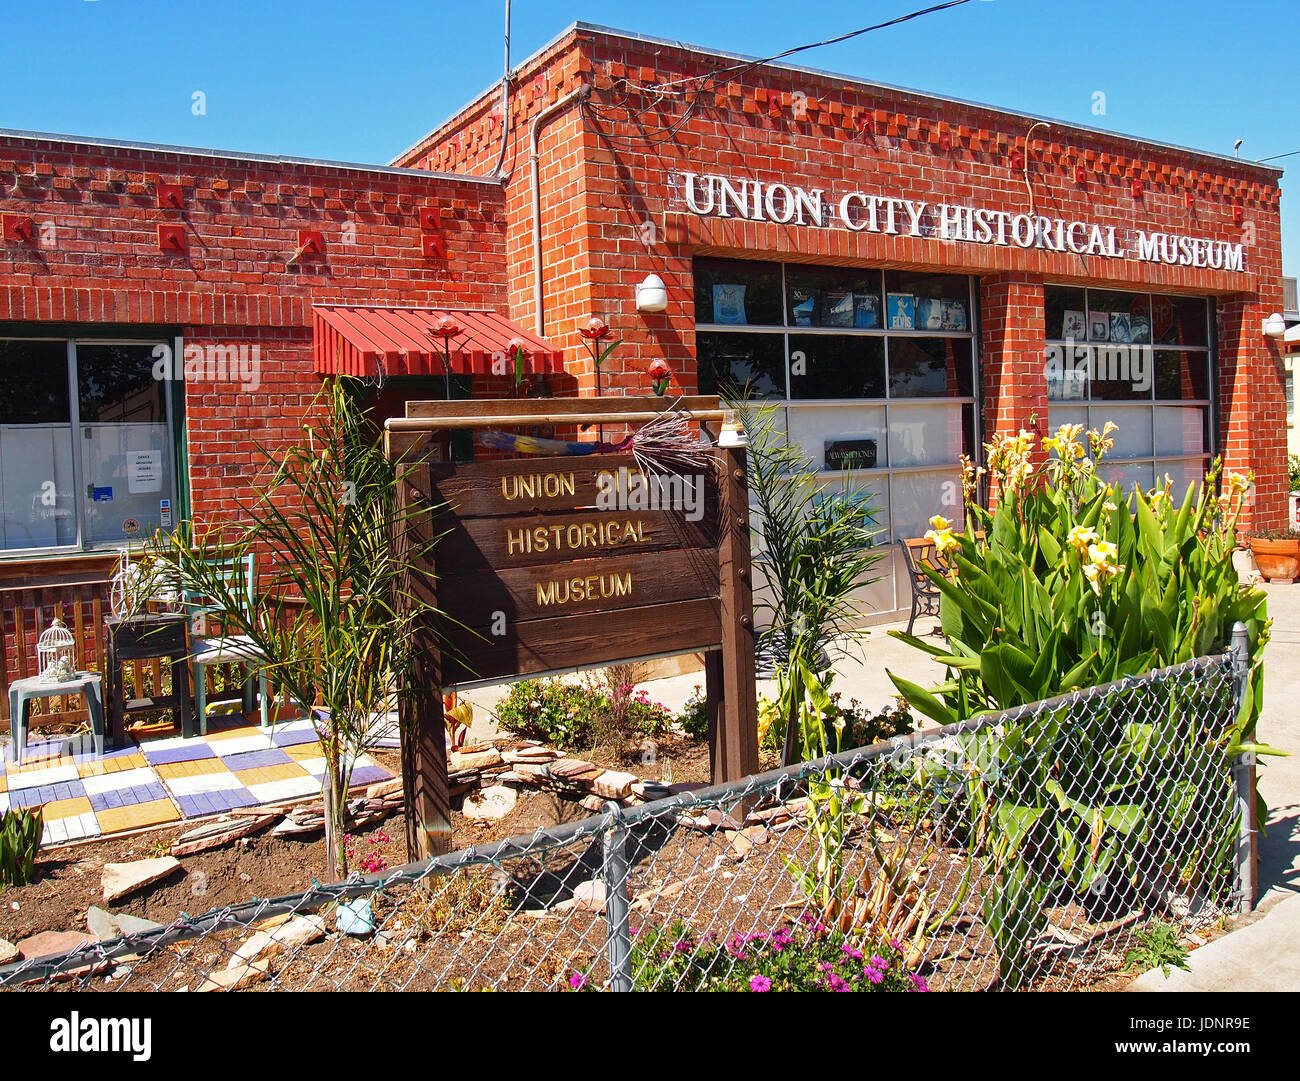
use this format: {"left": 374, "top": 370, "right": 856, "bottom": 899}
{"left": 648, "top": 358, "right": 672, "bottom": 396}
{"left": 432, "top": 314, "right": 461, "bottom": 339}
{"left": 578, "top": 316, "right": 610, "bottom": 341}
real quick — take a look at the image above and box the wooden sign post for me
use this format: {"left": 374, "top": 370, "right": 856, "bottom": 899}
{"left": 385, "top": 397, "right": 759, "bottom": 860}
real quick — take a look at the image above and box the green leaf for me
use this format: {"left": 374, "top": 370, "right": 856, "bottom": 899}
{"left": 886, "top": 671, "right": 958, "bottom": 727}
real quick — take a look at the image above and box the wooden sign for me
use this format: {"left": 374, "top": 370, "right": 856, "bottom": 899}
{"left": 387, "top": 397, "right": 759, "bottom": 859}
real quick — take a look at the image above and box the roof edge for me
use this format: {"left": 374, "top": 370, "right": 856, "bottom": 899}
{"left": 543, "top": 21, "right": 1282, "bottom": 178}
{"left": 0, "top": 127, "right": 503, "bottom": 186}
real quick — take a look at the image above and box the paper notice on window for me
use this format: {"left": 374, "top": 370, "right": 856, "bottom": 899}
{"left": 127, "top": 450, "right": 162, "bottom": 494}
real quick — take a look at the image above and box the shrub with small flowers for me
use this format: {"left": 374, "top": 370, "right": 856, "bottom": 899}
{"left": 565, "top": 917, "right": 928, "bottom": 992}
{"left": 493, "top": 677, "right": 673, "bottom": 751}
{"left": 569, "top": 917, "right": 927, "bottom": 992}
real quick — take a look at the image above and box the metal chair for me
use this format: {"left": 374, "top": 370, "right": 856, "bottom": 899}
{"left": 183, "top": 553, "right": 271, "bottom": 731}
{"left": 899, "top": 538, "right": 946, "bottom": 636}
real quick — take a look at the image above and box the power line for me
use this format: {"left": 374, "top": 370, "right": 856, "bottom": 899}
{"left": 582, "top": 0, "right": 976, "bottom": 149}
{"left": 1256, "top": 149, "right": 1300, "bottom": 163}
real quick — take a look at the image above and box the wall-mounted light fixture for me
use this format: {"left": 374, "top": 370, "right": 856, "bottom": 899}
{"left": 635, "top": 273, "right": 668, "bottom": 313}
{"left": 1130, "top": 179, "right": 1144, "bottom": 198}
{"left": 1262, "top": 312, "right": 1287, "bottom": 339}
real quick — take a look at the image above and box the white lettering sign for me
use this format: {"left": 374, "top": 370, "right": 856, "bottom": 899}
{"left": 676, "top": 172, "right": 1246, "bottom": 272}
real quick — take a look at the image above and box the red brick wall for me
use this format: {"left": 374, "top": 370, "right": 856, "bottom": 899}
{"left": 402, "top": 25, "right": 1287, "bottom": 526}
{"left": 0, "top": 133, "right": 511, "bottom": 528}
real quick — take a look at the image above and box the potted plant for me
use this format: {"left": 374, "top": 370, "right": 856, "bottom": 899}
{"left": 1246, "top": 528, "right": 1300, "bottom": 582}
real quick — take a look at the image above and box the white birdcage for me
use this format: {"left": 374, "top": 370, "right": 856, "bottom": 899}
{"left": 36, "top": 618, "right": 77, "bottom": 684}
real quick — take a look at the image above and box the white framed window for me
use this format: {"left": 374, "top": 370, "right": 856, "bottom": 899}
{"left": 1044, "top": 287, "right": 1214, "bottom": 493}
{"left": 0, "top": 336, "right": 184, "bottom": 556}
{"left": 694, "top": 258, "right": 978, "bottom": 540}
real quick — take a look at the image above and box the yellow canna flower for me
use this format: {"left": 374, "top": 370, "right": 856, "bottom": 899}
{"left": 1067, "top": 525, "right": 1100, "bottom": 554}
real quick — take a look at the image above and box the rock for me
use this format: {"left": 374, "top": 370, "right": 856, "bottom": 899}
{"left": 505, "top": 747, "right": 558, "bottom": 764}
{"left": 0, "top": 938, "right": 17, "bottom": 965}
{"left": 589, "top": 769, "right": 637, "bottom": 801}
{"left": 572, "top": 879, "right": 607, "bottom": 914}
{"left": 102, "top": 856, "right": 182, "bottom": 903}
{"left": 17, "top": 929, "right": 96, "bottom": 961}
{"left": 448, "top": 748, "right": 503, "bottom": 773}
{"left": 549, "top": 758, "right": 602, "bottom": 782}
{"left": 462, "top": 785, "right": 517, "bottom": 821}
{"left": 726, "top": 826, "right": 769, "bottom": 859}
{"left": 230, "top": 915, "right": 325, "bottom": 966}
{"left": 365, "top": 778, "right": 403, "bottom": 799}
{"left": 579, "top": 794, "right": 607, "bottom": 813}
{"left": 196, "top": 960, "right": 270, "bottom": 991}
{"left": 512, "top": 763, "right": 550, "bottom": 786}
{"left": 703, "top": 808, "right": 742, "bottom": 831}
{"left": 86, "top": 906, "right": 119, "bottom": 942}
{"left": 171, "top": 815, "right": 276, "bottom": 857}
{"left": 632, "top": 780, "right": 673, "bottom": 801}
{"left": 114, "top": 913, "right": 165, "bottom": 937}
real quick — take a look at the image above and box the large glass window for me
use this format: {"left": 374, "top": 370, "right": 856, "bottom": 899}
{"left": 1043, "top": 287, "right": 1213, "bottom": 496}
{"left": 695, "top": 258, "right": 979, "bottom": 618}
{"left": 1040, "top": 283, "right": 1211, "bottom": 493}
{"left": 0, "top": 337, "right": 182, "bottom": 554}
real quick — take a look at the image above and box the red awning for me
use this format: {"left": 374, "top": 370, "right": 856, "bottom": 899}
{"left": 312, "top": 306, "right": 564, "bottom": 378}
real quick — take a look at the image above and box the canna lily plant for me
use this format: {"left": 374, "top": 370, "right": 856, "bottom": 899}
{"left": 886, "top": 422, "right": 1275, "bottom": 985}
{"left": 888, "top": 421, "right": 1270, "bottom": 750}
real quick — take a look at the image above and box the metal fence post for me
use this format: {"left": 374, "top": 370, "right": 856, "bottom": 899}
{"left": 602, "top": 801, "right": 634, "bottom": 991}
{"left": 1229, "top": 620, "right": 1258, "bottom": 912}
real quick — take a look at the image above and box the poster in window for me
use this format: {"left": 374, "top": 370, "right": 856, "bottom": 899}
{"left": 824, "top": 291, "right": 855, "bottom": 328}
{"left": 791, "top": 292, "right": 816, "bottom": 327}
{"left": 940, "top": 298, "right": 968, "bottom": 332}
{"left": 887, "top": 294, "right": 915, "bottom": 330}
{"left": 1109, "top": 312, "right": 1133, "bottom": 344}
{"left": 854, "top": 293, "right": 881, "bottom": 329}
{"left": 127, "top": 450, "right": 162, "bottom": 494}
{"left": 1088, "top": 311, "right": 1110, "bottom": 341}
{"left": 1062, "top": 309, "right": 1086, "bottom": 340}
{"left": 915, "top": 298, "right": 944, "bottom": 331}
{"left": 713, "top": 283, "right": 748, "bottom": 325}
{"left": 1129, "top": 313, "right": 1151, "bottom": 344}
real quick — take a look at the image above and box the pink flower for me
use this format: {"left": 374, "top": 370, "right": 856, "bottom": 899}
{"left": 568, "top": 972, "right": 588, "bottom": 990}
{"left": 749, "top": 975, "right": 772, "bottom": 992}
{"left": 864, "top": 966, "right": 884, "bottom": 985}
{"left": 909, "top": 972, "right": 929, "bottom": 992}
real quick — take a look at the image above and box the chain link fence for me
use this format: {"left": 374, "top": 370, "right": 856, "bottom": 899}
{"left": 0, "top": 640, "right": 1252, "bottom": 992}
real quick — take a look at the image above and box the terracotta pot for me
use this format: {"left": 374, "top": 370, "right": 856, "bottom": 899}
{"left": 1247, "top": 537, "right": 1300, "bottom": 582}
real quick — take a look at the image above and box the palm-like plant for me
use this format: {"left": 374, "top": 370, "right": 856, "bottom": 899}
{"left": 730, "top": 396, "right": 883, "bottom": 763}
{"left": 148, "top": 381, "right": 437, "bottom": 879}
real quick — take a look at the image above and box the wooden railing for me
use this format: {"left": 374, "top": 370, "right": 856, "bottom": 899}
{"left": 1, "top": 571, "right": 274, "bottom": 733}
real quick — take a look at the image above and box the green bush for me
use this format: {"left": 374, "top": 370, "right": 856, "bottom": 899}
{"left": 1289, "top": 454, "right": 1300, "bottom": 493}
{"left": 0, "top": 807, "right": 43, "bottom": 888}
{"left": 1124, "top": 920, "right": 1191, "bottom": 977}
{"left": 676, "top": 687, "right": 708, "bottom": 740}
{"left": 494, "top": 678, "right": 672, "bottom": 751}
{"left": 757, "top": 684, "right": 913, "bottom": 755}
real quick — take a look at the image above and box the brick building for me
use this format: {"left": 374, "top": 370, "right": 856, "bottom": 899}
{"left": 0, "top": 21, "right": 1287, "bottom": 655}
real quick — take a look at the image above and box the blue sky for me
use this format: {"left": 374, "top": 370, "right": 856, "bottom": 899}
{"left": 2, "top": 0, "right": 1295, "bottom": 277}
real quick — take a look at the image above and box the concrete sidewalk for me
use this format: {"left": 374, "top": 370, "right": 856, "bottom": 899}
{"left": 1129, "top": 581, "right": 1300, "bottom": 992}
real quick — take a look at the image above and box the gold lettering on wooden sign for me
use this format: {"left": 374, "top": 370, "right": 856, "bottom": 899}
{"left": 505, "top": 519, "right": 648, "bottom": 556}
{"left": 501, "top": 472, "right": 576, "bottom": 500}
{"left": 536, "top": 572, "right": 634, "bottom": 608}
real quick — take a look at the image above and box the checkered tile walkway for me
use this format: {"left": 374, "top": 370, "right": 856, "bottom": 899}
{"left": 0, "top": 714, "right": 392, "bottom": 846}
